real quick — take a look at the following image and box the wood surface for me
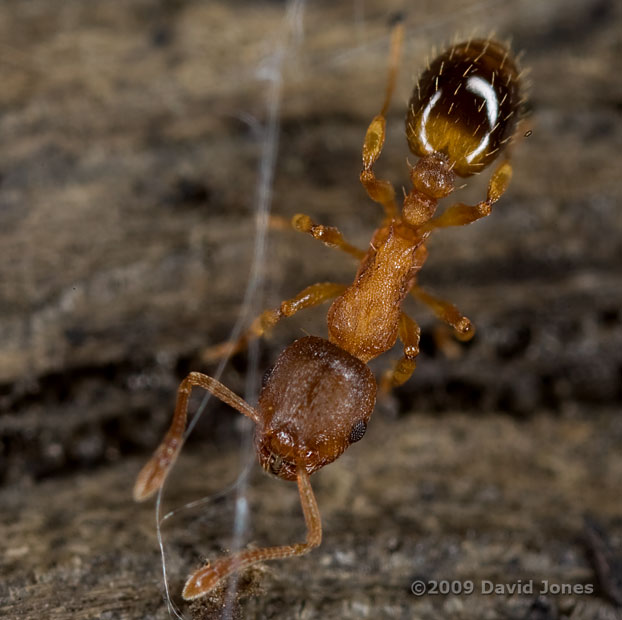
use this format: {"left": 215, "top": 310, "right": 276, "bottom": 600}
{"left": 1, "top": 0, "right": 620, "bottom": 618}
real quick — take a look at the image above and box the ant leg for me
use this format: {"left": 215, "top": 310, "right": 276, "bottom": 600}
{"left": 360, "top": 23, "right": 404, "bottom": 222}
{"left": 380, "top": 312, "right": 421, "bottom": 392}
{"left": 268, "top": 213, "right": 365, "bottom": 259}
{"left": 182, "top": 465, "right": 321, "bottom": 599}
{"left": 201, "top": 282, "right": 347, "bottom": 363}
{"left": 411, "top": 285, "right": 475, "bottom": 341}
{"left": 360, "top": 120, "right": 398, "bottom": 221}
{"left": 420, "top": 160, "right": 513, "bottom": 232}
{"left": 267, "top": 214, "right": 292, "bottom": 231}
{"left": 292, "top": 213, "right": 365, "bottom": 259}
{"left": 133, "top": 372, "right": 258, "bottom": 502}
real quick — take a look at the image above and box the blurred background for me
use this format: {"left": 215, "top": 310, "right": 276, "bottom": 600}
{"left": 1, "top": 0, "right": 620, "bottom": 618}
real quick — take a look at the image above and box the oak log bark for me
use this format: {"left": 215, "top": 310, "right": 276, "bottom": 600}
{"left": 1, "top": 0, "right": 620, "bottom": 618}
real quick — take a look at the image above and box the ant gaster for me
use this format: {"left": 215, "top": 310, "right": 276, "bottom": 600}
{"left": 134, "top": 25, "right": 523, "bottom": 600}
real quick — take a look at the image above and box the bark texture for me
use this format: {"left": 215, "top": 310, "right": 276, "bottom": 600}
{"left": 1, "top": 0, "right": 621, "bottom": 618}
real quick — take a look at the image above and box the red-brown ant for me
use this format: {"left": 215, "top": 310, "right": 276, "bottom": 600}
{"left": 134, "top": 25, "right": 523, "bottom": 600}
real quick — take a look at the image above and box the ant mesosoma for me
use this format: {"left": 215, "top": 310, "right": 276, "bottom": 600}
{"left": 134, "top": 25, "right": 523, "bottom": 600}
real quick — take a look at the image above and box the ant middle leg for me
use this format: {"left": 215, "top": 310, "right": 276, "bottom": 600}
{"left": 380, "top": 312, "right": 421, "bottom": 392}
{"left": 359, "top": 23, "right": 404, "bottom": 222}
{"left": 411, "top": 285, "right": 475, "bottom": 341}
{"left": 182, "top": 465, "right": 321, "bottom": 599}
{"left": 201, "top": 282, "right": 347, "bottom": 363}
{"left": 420, "top": 159, "right": 513, "bottom": 232}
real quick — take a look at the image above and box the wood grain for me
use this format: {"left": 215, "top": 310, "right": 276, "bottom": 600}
{"left": 1, "top": 0, "right": 620, "bottom": 617}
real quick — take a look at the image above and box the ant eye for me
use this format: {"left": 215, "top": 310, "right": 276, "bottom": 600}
{"left": 261, "top": 366, "right": 274, "bottom": 389}
{"left": 348, "top": 420, "right": 367, "bottom": 443}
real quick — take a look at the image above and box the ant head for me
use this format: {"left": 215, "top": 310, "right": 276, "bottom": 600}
{"left": 254, "top": 336, "right": 376, "bottom": 481}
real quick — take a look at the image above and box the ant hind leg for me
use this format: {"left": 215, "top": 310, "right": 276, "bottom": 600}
{"left": 360, "top": 23, "right": 404, "bottom": 222}
{"left": 420, "top": 159, "right": 513, "bottom": 232}
{"left": 292, "top": 213, "right": 365, "bottom": 260}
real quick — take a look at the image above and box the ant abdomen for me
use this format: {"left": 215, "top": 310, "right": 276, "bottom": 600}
{"left": 406, "top": 39, "right": 521, "bottom": 176}
{"left": 255, "top": 336, "right": 376, "bottom": 481}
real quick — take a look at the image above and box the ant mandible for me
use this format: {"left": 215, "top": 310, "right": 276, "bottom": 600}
{"left": 134, "top": 24, "right": 523, "bottom": 600}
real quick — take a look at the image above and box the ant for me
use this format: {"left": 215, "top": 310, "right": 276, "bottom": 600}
{"left": 134, "top": 25, "right": 523, "bottom": 600}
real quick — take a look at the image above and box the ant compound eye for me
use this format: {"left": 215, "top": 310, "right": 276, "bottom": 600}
{"left": 348, "top": 420, "right": 367, "bottom": 443}
{"left": 261, "top": 366, "right": 274, "bottom": 389}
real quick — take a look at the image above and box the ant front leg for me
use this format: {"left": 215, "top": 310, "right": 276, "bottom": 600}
{"left": 420, "top": 160, "right": 513, "bottom": 232}
{"left": 182, "top": 465, "right": 321, "bottom": 599}
{"left": 201, "top": 282, "right": 347, "bottom": 363}
{"left": 133, "top": 373, "right": 258, "bottom": 501}
{"left": 380, "top": 312, "right": 421, "bottom": 392}
{"left": 360, "top": 23, "right": 403, "bottom": 223}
